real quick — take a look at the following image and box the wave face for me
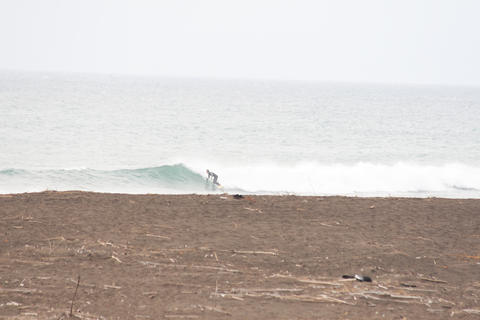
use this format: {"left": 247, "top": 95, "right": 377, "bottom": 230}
{"left": 0, "top": 164, "right": 207, "bottom": 194}
{"left": 1, "top": 162, "right": 480, "bottom": 198}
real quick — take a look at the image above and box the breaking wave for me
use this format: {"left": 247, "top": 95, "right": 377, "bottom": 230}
{"left": 1, "top": 162, "right": 480, "bottom": 198}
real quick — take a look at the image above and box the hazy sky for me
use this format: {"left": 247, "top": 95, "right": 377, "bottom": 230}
{"left": 1, "top": 0, "right": 479, "bottom": 85}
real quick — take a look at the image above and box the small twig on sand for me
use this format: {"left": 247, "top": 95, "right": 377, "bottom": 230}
{"left": 214, "top": 279, "right": 218, "bottom": 307}
{"left": 394, "top": 286, "right": 438, "bottom": 293}
{"left": 416, "top": 236, "right": 434, "bottom": 242}
{"left": 11, "top": 259, "right": 53, "bottom": 266}
{"left": 44, "top": 236, "right": 66, "bottom": 241}
{"left": 271, "top": 274, "right": 342, "bottom": 286}
{"left": 216, "top": 293, "right": 244, "bottom": 301}
{"left": 463, "top": 309, "right": 480, "bottom": 315}
{"left": 319, "top": 223, "right": 336, "bottom": 227}
{"left": 0, "top": 288, "right": 39, "bottom": 294}
{"left": 111, "top": 254, "right": 122, "bottom": 263}
{"left": 229, "top": 250, "right": 278, "bottom": 256}
{"left": 234, "top": 288, "right": 304, "bottom": 293}
{"left": 192, "top": 265, "right": 240, "bottom": 273}
{"left": 146, "top": 233, "right": 171, "bottom": 240}
{"left": 350, "top": 291, "right": 423, "bottom": 304}
{"left": 200, "top": 305, "right": 231, "bottom": 315}
{"left": 104, "top": 284, "right": 122, "bottom": 289}
{"left": 67, "top": 278, "right": 95, "bottom": 288}
{"left": 420, "top": 277, "right": 447, "bottom": 284}
{"left": 246, "top": 292, "right": 352, "bottom": 305}
{"left": 152, "top": 223, "right": 174, "bottom": 229}
{"left": 1, "top": 214, "right": 21, "bottom": 220}
{"left": 70, "top": 275, "right": 80, "bottom": 317}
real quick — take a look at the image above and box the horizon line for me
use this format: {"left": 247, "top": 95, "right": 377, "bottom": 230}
{"left": 1, "top": 67, "right": 479, "bottom": 89}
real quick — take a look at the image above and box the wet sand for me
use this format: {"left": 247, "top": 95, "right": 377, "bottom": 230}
{"left": 1, "top": 191, "right": 480, "bottom": 319}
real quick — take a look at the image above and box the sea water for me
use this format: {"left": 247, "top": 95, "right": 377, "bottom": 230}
{"left": 1, "top": 70, "right": 479, "bottom": 197}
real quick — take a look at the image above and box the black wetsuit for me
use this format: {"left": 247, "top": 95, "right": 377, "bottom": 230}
{"left": 207, "top": 171, "right": 219, "bottom": 185}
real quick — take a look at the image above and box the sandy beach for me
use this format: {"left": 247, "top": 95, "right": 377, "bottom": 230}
{"left": 1, "top": 191, "right": 480, "bottom": 319}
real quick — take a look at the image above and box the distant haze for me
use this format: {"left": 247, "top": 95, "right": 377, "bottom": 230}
{"left": 1, "top": 0, "right": 479, "bottom": 85}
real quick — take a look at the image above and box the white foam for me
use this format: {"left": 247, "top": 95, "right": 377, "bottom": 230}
{"left": 187, "top": 161, "right": 480, "bottom": 197}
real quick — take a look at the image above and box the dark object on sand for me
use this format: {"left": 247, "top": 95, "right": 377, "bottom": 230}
{"left": 400, "top": 283, "right": 417, "bottom": 288}
{"left": 342, "top": 274, "right": 372, "bottom": 282}
{"left": 233, "top": 194, "right": 244, "bottom": 199}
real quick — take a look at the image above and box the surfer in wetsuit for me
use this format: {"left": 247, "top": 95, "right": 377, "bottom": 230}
{"left": 206, "top": 169, "right": 220, "bottom": 186}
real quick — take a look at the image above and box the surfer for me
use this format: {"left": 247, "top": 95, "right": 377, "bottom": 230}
{"left": 206, "top": 169, "right": 220, "bottom": 186}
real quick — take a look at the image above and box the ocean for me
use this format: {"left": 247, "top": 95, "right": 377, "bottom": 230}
{"left": 1, "top": 70, "right": 479, "bottom": 197}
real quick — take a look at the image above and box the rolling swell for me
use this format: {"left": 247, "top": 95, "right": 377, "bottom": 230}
{"left": 0, "top": 164, "right": 207, "bottom": 194}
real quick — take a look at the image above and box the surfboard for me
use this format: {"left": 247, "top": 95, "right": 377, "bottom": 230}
{"left": 205, "top": 178, "right": 223, "bottom": 191}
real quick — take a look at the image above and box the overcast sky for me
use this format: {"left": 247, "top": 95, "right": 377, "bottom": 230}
{"left": 1, "top": 0, "right": 479, "bottom": 85}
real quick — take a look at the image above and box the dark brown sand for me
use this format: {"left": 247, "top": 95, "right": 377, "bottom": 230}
{"left": 1, "top": 192, "right": 480, "bottom": 319}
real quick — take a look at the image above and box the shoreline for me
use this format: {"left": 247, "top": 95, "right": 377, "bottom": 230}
{"left": 1, "top": 189, "right": 480, "bottom": 200}
{"left": 1, "top": 191, "right": 479, "bottom": 319}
